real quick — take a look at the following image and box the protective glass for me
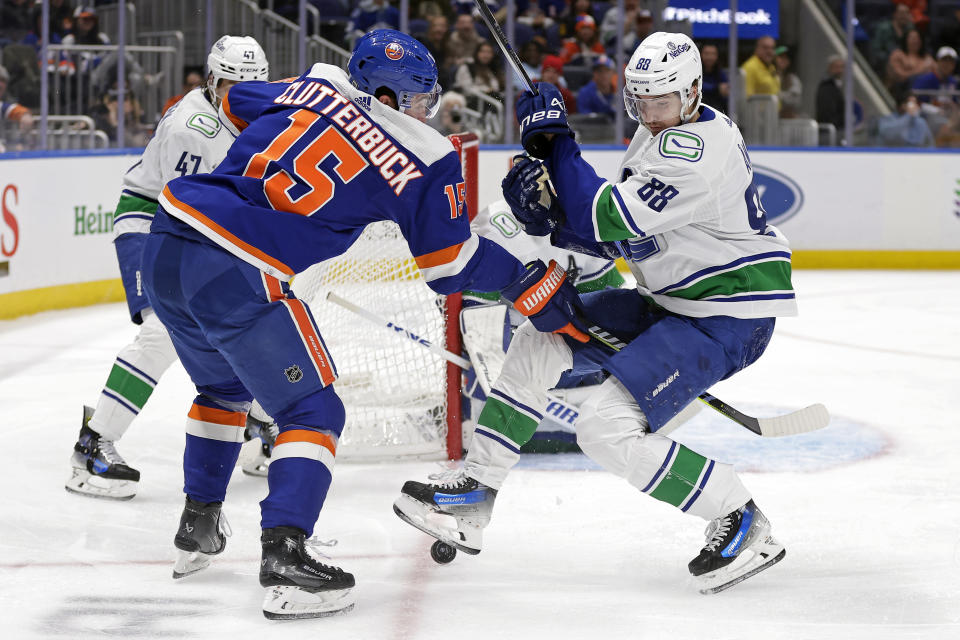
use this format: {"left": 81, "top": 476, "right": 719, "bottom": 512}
{"left": 623, "top": 90, "right": 682, "bottom": 125}
{"left": 399, "top": 84, "right": 443, "bottom": 121}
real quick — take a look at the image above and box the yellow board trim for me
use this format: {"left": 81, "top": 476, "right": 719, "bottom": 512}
{"left": 617, "top": 250, "right": 960, "bottom": 273}
{"left": 0, "top": 279, "right": 125, "bottom": 320}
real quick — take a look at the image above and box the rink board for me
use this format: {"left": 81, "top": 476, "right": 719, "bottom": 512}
{"left": 1, "top": 147, "right": 959, "bottom": 318}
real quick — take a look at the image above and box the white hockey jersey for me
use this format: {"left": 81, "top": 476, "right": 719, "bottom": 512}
{"left": 470, "top": 199, "right": 622, "bottom": 294}
{"left": 549, "top": 105, "right": 797, "bottom": 319}
{"left": 112, "top": 87, "right": 236, "bottom": 237}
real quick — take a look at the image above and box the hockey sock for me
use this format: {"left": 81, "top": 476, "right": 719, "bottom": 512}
{"left": 183, "top": 397, "right": 247, "bottom": 503}
{"left": 89, "top": 358, "right": 158, "bottom": 440}
{"left": 259, "top": 427, "right": 337, "bottom": 537}
{"left": 464, "top": 390, "right": 541, "bottom": 489}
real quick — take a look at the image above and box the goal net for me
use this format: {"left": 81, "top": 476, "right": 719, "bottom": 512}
{"left": 290, "top": 133, "right": 478, "bottom": 461}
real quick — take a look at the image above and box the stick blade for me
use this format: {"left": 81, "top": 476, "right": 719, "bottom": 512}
{"left": 756, "top": 403, "right": 831, "bottom": 437}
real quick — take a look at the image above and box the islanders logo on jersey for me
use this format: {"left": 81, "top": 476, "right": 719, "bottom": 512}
{"left": 385, "top": 43, "right": 405, "bottom": 60}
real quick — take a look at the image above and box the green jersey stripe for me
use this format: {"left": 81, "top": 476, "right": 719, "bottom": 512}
{"left": 664, "top": 260, "right": 792, "bottom": 301}
{"left": 116, "top": 193, "right": 159, "bottom": 216}
{"left": 104, "top": 365, "right": 156, "bottom": 410}
{"left": 593, "top": 185, "right": 636, "bottom": 241}
{"left": 477, "top": 396, "right": 539, "bottom": 448}
{"left": 648, "top": 445, "right": 708, "bottom": 508}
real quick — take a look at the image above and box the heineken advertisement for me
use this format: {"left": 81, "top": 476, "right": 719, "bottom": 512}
{"left": 0, "top": 152, "right": 135, "bottom": 300}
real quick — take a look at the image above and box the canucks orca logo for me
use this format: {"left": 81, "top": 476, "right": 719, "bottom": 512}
{"left": 385, "top": 43, "right": 404, "bottom": 60}
{"left": 752, "top": 165, "right": 804, "bottom": 224}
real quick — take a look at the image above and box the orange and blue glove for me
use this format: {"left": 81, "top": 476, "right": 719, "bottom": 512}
{"left": 501, "top": 259, "right": 590, "bottom": 343}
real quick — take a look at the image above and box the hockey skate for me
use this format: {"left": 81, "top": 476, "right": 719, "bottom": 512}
{"left": 688, "top": 499, "right": 786, "bottom": 594}
{"left": 259, "top": 526, "right": 356, "bottom": 619}
{"left": 172, "top": 497, "right": 231, "bottom": 579}
{"left": 393, "top": 468, "right": 497, "bottom": 559}
{"left": 65, "top": 405, "right": 140, "bottom": 501}
{"left": 240, "top": 414, "right": 278, "bottom": 477}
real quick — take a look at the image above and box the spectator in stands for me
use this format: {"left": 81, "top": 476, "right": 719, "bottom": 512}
{"left": 0, "top": 0, "right": 33, "bottom": 42}
{"left": 775, "top": 46, "right": 804, "bottom": 118}
{"left": 600, "top": 0, "right": 638, "bottom": 47}
{"left": 162, "top": 66, "right": 205, "bottom": 116}
{"left": 560, "top": 14, "right": 606, "bottom": 67}
{"left": 912, "top": 46, "right": 958, "bottom": 105}
{"left": 514, "top": 39, "right": 544, "bottom": 91}
{"left": 21, "top": 3, "right": 64, "bottom": 52}
{"left": 434, "top": 90, "right": 469, "bottom": 136}
{"left": 816, "top": 55, "right": 847, "bottom": 135}
{"left": 875, "top": 88, "right": 934, "bottom": 147}
{"left": 0, "top": 63, "right": 34, "bottom": 133}
{"left": 893, "top": 0, "right": 929, "bottom": 33}
{"left": 933, "top": 104, "right": 960, "bottom": 147}
{"left": 419, "top": 15, "right": 452, "bottom": 86}
{"left": 448, "top": 13, "right": 482, "bottom": 67}
{"left": 61, "top": 5, "right": 110, "bottom": 74}
{"left": 699, "top": 43, "right": 729, "bottom": 111}
{"left": 454, "top": 40, "right": 503, "bottom": 97}
{"left": 539, "top": 54, "right": 577, "bottom": 113}
{"left": 346, "top": 0, "right": 400, "bottom": 48}
{"left": 560, "top": 0, "right": 596, "bottom": 40}
{"left": 517, "top": 3, "right": 556, "bottom": 46}
{"left": 936, "top": 9, "right": 960, "bottom": 52}
{"left": 90, "top": 85, "right": 150, "bottom": 148}
{"left": 741, "top": 35, "right": 780, "bottom": 98}
{"left": 869, "top": 3, "right": 913, "bottom": 75}
{"left": 576, "top": 56, "right": 617, "bottom": 120}
{"left": 48, "top": 0, "right": 75, "bottom": 40}
{"left": 887, "top": 28, "right": 934, "bottom": 91}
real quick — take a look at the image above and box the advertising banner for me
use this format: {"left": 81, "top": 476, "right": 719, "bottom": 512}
{"left": 662, "top": 0, "right": 779, "bottom": 40}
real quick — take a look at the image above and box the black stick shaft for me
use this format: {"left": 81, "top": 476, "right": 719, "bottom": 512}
{"left": 472, "top": 0, "right": 538, "bottom": 95}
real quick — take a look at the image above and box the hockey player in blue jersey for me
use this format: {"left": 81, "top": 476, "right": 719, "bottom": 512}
{"left": 395, "top": 32, "right": 796, "bottom": 594}
{"left": 139, "top": 29, "right": 589, "bottom": 619}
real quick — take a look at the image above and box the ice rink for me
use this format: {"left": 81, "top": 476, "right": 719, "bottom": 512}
{"left": 1, "top": 270, "right": 958, "bottom": 639}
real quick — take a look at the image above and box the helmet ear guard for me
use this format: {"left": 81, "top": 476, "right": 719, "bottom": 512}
{"left": 622, "top": 32, "right": 703, "bottom": 125}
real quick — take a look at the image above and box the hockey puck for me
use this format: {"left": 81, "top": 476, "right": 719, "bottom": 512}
{"left": 430, "top": 540, "right": 457, "bottom": 564}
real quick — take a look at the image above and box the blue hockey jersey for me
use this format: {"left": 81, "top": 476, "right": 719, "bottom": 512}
{"left": 155, "top": 63, "right": 523, "bottom": 294}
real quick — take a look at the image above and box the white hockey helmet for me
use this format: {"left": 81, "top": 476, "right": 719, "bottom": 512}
{"left": 623, "top": 32, "right": 702, "bottom": 126}
{"left": 206, "top": 35, "right": 269, "bottom": 103}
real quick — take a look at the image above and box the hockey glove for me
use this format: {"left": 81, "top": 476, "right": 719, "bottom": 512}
{"left": 516, "top": 82, "right": 572, "bottom": 159}
{"left": 501, "top": 259, "right": 590, "bottom": 343}
{"left": 501, "top": 155, "right": 564, "bottom": 236}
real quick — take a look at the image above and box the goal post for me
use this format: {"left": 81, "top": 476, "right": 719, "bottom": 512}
{"left": 290, "top": 133, "right": 479, "bottom": 462}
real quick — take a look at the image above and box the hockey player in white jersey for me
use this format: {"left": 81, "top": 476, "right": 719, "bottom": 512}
{"left": 395, "top": 32, "right": 795, "bottom": 594}
{"left": 65, "top": 36, "right": 270, "bottom": 500}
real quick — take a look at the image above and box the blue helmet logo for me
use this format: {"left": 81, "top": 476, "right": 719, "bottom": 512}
{"left": 752, "top": 165, "right": 804, "bottom": 224}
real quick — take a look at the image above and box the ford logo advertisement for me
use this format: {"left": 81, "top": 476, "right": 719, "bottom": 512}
{"left": 753, "top": 165, "right": 803, "bottom": 224}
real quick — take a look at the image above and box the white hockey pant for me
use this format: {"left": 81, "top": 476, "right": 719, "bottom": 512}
{"left": 576, "top": 377, "right": 751, "bottom": 520}
{"left": 88, "top": 309, "right": 179, "bottom": 441}
{"left": 465, "top": 322, "right": 751, "bottom": 521}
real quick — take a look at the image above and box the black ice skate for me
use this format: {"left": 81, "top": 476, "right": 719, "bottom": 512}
{"left": 259, "top": 526, "right": 356, "bottom": 619}
{"left": 65, "top": 405, "right": 140, "bottom": 501}
{"left": 393, "top": 469, "right": 497, "bottom": 555}
{"left": 172, "top": 497, "right": 231, "bottom": 579}
{"left": 688, "top": 499, "right": 786, "bottom": 594}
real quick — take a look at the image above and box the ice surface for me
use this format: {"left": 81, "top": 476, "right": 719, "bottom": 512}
{"left": 1, "top": 271, "right": 958, "bottom": 639}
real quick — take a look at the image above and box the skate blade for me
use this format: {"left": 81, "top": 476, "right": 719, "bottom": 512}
{"left": 392, "top": 495, "right": 481, "bottom": 555}
{"left": 241, "top": 463, "right": 269, "bottom": 477}
{"left": 262, "top": 585, "right": 355, "bottom": 620}
{"left": 172, "top": 549, "right": 213, "bottom": 579}
{"left": 65, "top": 468, "right": 137, "bottom": 501}
{"left": 697, "top": 540, "right": 786, "bottom": 595}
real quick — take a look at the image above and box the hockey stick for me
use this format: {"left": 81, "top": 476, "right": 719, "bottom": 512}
{"left": 584, "top": 325, "right": 831, "bottom": 437}
{"left": 325, "top": 292, "right": 589, "bottom": 425}
{"left": 472, "top": 0, "right": 537, "bottom": 94}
